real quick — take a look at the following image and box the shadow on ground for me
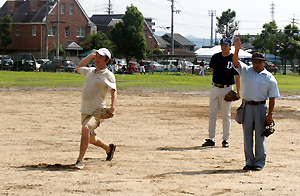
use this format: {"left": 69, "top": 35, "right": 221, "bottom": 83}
{"left": 149, "top": 169, "right": 248, "bottom": 178}
{"left": 156, "top": 146, "right": 220, "bottom": 151}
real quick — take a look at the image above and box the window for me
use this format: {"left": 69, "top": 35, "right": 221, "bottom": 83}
{"left": 61, "top": 3, "right": 65, "bottom": 14}
{"left": 76, "top": 28, "right": 85, "bottom": 37}
{"left": 32, "top": 25, "right": 36, "bottom": 36}
{"left": 65, "top": 27, "right": 69, "bottom": 37}
{"left": 143, "top": 30, "right": 147, "bottom": 38}
{"left": 70, "top": 3, "right": 74, "bottom": 15}
{"left": 32, "top": 1, "right": 36, "bottom": 11}
{"left": 9, "top": 2, "right": 13, "bottom": 12}
{"left": 48, "top": 26, "right": 56, "bottom": 36}
{"left": 15, "top": 26, "right": 19, "bottom": 36}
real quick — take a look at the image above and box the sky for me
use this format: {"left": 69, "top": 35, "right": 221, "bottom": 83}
{"left": 76, "top": 0, "right": 300, "bottom": 39}
{"left": 1, "top": 0, "right": 299, "bottom": 39}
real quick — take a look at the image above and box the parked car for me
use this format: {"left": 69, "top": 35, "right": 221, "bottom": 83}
{"left": 39, "top": 59, "right": 75, "bottom": 72}
{"left": 128, "top": 62, "right": 140, "bottom": 72}
{"left": 158, "top": 60, "right": 181, "bottom": 72}
{"left": 11, "top": 54, "right": 37, "bottom": 71}
{"left": 189, "top": 62, "right": 200, "bottom": 70}
{"left": 185, "top": 61, "right": 198, "bottom": 71}
{"left": 144, "top": 61, "right": 164, "bottom": 73}
{"left": 36, "top": 59, "right": 50, "bottom": 70}
{"left": 115, "top": 59, "right": 127, "bottom": 71}
{"left": 36, "top": 59, "right": 50, "bottom": 65}
{"left": 264, "top": 61, "right": 277, "bottom": 74}
{"left": 0, "top": 55, "right": 14, "bottom": 70}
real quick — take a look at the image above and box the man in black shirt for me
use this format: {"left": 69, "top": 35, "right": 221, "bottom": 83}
{"left": 202, "top": 38, "right": 241, "bottom": 148}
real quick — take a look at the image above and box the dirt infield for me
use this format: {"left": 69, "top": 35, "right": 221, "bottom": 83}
{"left": 0, "top": 89, "right": 299, "bottom": 195}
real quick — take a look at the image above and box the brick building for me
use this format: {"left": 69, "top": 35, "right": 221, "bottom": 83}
{"left": 0, "top": 0, "right": 96, "bottom": 58}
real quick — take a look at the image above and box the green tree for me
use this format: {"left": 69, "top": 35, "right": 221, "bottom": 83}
{"left": 50, "top": 42, "right": 66, "bottom": 58}
{"left": 0, "top": 14, "right": 13, "bottom": 53}
{"left": 280, "top": 24, "right": 300, "bottom": 70}
{"left": 152, "top": 48, "right": 164, "bottom": 56}
{"left": 110, "top": 5, "right": 148, "bottom": 64}
{"left": 81, "top": 31, "right": 113, "bottom": 51}
{"left": 252, "top": 21, "right": 278, "bottom": 54}
{"left": 216, "top": 9, "right": 239, "bottom": 39}
{"left": 236, "top": 34, "right": 250, "bottom": 43}
{"left": 252, "top": 22, "right": 300, "bottom": 73}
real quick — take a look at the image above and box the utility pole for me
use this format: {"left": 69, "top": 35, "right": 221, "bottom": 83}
{"left": 56, "top": 0, "right": 59, "bottom": 59}
{"left": 51, "top": 0, "right": 65, "bottom": 59}
{"left": 270, "top": 2, "right": 275, "bottom": 21}
{"left": 45, "top": 0, "right": 49, "bottom": 59}
{"left": 291, "top": 14, "right": 298, "bottom": 27}
{"left": 168, "top": 0, "right": 180, "bottom": 56}
{"left": 292, "top": 17, "right": 295, "bottom": 27}
{"left": 170, "top": 0, "right": 174, "bottom": 56}
{"left": 106, "top": 0, "right": 113, "bottom": 15}
{"left": 208, "top": 10, "right": 216, "bottom": 46}
{"left": 215, "top": 29, "right": 217, "bottom": 45}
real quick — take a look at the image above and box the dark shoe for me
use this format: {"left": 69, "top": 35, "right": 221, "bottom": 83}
{"left": 253, "top": 166, "right": 263, "bottom": 171}
{"left": 243, "top": 165, "right": 253, "bottom": 170}
{"left": 222, "top": 140, "right": 229, "bottom": 147}
{"left": 202, "top": 139, "right": 215, "bottom": 146}
{"left": 106, "top": 143, "right": 116, "bottom": 161}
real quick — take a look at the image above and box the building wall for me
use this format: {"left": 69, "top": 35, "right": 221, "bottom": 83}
{"left": 2, "top": 0, "right": 92, "bottom": 56}
{"left": 47, "top": 0, "right": 91, "bottom": 51}
{"left": 8, "top": 24, "right": 42, "bottom": 51}
{"left": 143, "top": 23, "right": 157, "bottom": 51}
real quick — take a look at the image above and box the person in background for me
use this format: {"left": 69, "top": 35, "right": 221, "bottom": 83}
{"left": 139, "top": 60, "right": 146, "bottom": 75}
{"left": 202, "top": 38, "right": 240, "bottom": 148}
{"left": 199, "top": 59, "right": 205, "bottom": 76}
{"left": 233, "top": 37, "right": 280, "bottom": 171}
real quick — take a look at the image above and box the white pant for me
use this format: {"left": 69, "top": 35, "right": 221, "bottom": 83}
{"left": 140, "top": 66, "right": 145, "bottom": 73}
{"left": 208, "top": 85, "right": 233, "bottom": 141}
{"left": 199, "top": 66, "right": 204, "bottom": 76}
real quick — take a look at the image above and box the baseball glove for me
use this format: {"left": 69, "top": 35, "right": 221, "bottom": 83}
{"left": 93, "top": 108, "right": 114, "bottom": 119}
{"left": 224, "top": 90, "right": 239, "bottom": 102}
{"left": 262, "top": 120, "right": 275, "bottom": 137}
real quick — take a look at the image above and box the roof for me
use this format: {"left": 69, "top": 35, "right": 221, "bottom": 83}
{"left": 108, "top": 18, "right": 123, "bottom": 27}
{"left": 0, "top": 0, "right": 55, "bottom": 23}
{"left": 78, "top": 49, "right": 95, "bottom": 57}
{"left": 62, "top": 41, "right": 83, "bottom": 50}
{"left": 154, "top": 35, "right": 168, "bottom": 48}
{"left": 90, "top": 14, "right": 123, "bottom": 34}
{"left": 162, "top": 33, "right": 196, "bottom": 47}
{"left": 163, "top": 48, "right": 196, "bottom": 57}
{"left": 0, "top": 0, "right": 93, "bottom": 25}
{"left": 90, "top": 14, "right": 155, "bottom": 36}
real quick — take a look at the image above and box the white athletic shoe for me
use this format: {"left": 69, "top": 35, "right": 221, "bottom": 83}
{"left": 74, "top": 160, "right": 84, "bottom": 169}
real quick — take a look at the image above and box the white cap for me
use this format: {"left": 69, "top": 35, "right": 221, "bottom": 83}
{"left": 96, "top": 48, "right": 111, "bottom": 59}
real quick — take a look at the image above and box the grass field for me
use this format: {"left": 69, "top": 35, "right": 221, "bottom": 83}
{"left": 0, "top": 71, "right": 299, "bottom": 93}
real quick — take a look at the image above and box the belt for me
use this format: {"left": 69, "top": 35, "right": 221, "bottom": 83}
{"left": 246, "top": 100, "right": 266, "bottom": 105}
{"left": 213, "top": 83, "right": 231, "bottom": 88}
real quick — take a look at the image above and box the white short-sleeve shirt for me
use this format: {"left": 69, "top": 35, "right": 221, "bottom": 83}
{"left": 235, "top": 61, "right": 280, "bottom": 101}
{"left": 80, "top": 67, "right": 116, "bottom": 114}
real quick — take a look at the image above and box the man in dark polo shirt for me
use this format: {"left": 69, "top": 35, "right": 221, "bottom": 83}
{"left": 202, "top": 38, "right": 241, "bottom": 148}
